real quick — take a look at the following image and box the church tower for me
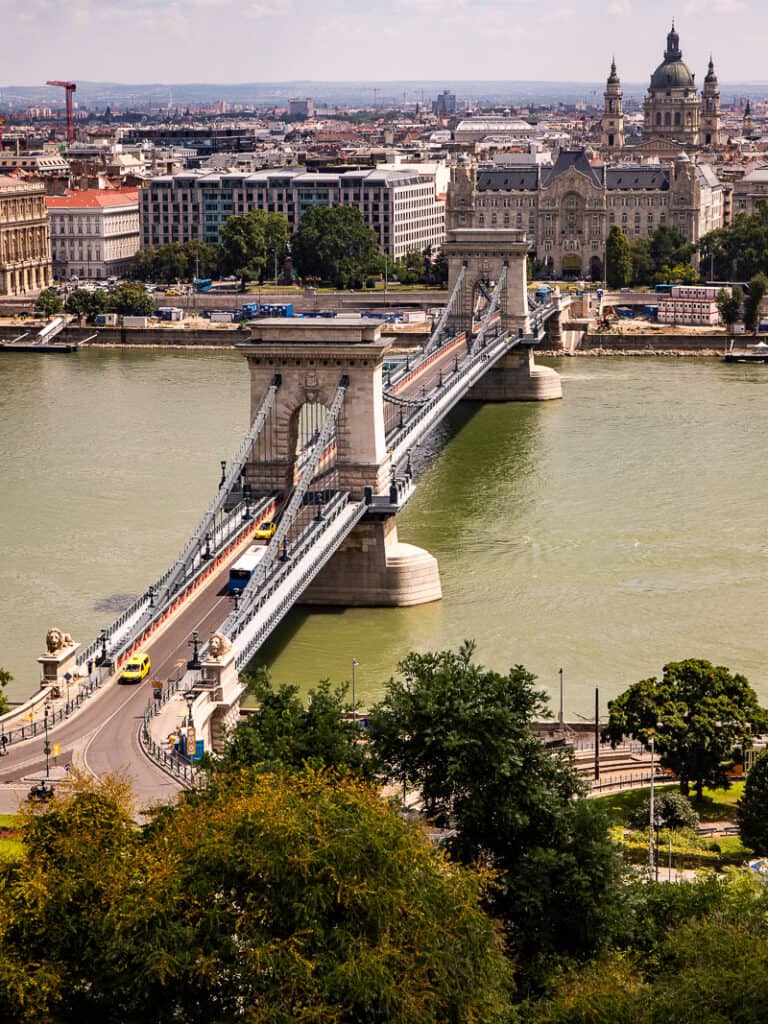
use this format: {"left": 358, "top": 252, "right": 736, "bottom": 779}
{"left": 743, "top": 99, "right": 753, "bottom": 138}
{"left": 601, "top": 58, "right": 624, "bottom": 151}
{"left": 643, "top": 21, "right": 700, "bottom": 147}
{"left": 700, "top": 57, "right": 720, "bottom": 146}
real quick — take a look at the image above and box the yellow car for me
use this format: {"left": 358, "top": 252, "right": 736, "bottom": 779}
{"left": 120, "top": 652, "right": 151, "bottom": 684}
{"left": 254, "top": 520, "right": 277, "bottom": 540}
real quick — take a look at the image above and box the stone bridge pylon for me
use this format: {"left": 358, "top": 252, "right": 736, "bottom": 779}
{"left": 443, "top": 226, "right": 562, "bottom": 402}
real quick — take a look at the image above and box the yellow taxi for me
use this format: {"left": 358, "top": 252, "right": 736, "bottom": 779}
{"left": 254, "top": 520, "right": 277, "bottom": 540}
{"left": 120, "top": 652, "right": 151, "bottom": 684}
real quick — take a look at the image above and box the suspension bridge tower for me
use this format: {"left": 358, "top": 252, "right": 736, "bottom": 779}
{"left": 238, "top": 319, "right": 443, "bottom": 607}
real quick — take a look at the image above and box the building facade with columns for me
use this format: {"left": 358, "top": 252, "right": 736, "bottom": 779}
{"left": 447, "top": 149, "right": 724, "bottom": 280}
{"left": 0, "top": 176, "right": 53, "bottom": 295}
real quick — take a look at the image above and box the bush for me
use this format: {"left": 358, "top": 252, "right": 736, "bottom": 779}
{"left": 628, "top": 791, "right": 700, "bottom": 831}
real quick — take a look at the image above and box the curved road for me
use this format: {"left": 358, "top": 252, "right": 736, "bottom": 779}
{"left": 0, "top": 558, "right": 235, "bottom": 813}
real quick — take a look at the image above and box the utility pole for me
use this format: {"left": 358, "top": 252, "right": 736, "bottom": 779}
{"left": 594, "top": 688, "right": 600, "bottom": 781}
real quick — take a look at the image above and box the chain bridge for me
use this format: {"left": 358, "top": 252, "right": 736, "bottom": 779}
{"left": 0, "top": 229, "right": 565, "bottom": 799}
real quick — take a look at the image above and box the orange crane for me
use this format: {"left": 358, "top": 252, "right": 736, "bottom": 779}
{"left": 0, "top": 117, "right": 4, "bottom": 149}
{"left": 45, "top": 80, "right": 76, "bottom": 144}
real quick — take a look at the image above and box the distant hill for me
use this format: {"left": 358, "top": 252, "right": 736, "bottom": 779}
{"left": 1, "top": 79, "right": 766, "bottom": 110}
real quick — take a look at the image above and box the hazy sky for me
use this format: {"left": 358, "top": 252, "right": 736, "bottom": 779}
{"left": 2, "top": 0, "right": 766, "bottom": 86}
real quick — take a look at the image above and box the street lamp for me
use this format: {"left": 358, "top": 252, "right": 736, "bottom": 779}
{"left": 219, "top": 460, "right": 227, "bottom": 488}
{"left": 558, "top": 666, "right": 564, "bottom": 732}
{"left": 64, "top": 671, "right": 72, "bottom": 711}
{"left": 43, "top": 704, "right": 51, "bottom": 780}
{"left": 187, "top": 631, "right": 202, "bottom": 670}
{"left": 351, "top": 658, "right": 359, "bottom": 719}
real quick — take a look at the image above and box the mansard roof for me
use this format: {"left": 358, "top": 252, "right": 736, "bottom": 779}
{"left": 606, "top": 166, "right": 670, "bottom": 190}
{"left": 476, "top": 167, "right": 539, "bottom": 191}
{"left": 541, "top": 149, "right": 603, "bottom": 188}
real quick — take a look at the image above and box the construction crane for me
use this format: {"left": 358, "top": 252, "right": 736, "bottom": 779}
{"left": 45, "top": 80, "right": 76, "bottom": 144}
{"left": 0, "top": 117, "right": 4, "bottom": 150}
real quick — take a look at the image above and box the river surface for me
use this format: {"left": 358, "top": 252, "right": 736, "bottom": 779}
{"left": 2, "top": 348, "right": 767, "bottom": 719}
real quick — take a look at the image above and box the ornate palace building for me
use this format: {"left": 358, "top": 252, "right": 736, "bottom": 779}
{"left": 0, "top": 176, "right": 53, "bottom": 296}
{"left": 602, "top": 22, "right": 721, "bottom": 154}
{"left": 447, "top": 149, "right": 724, "bottom": 280}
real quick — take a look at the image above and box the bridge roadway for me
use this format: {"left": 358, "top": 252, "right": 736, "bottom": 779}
{"left": 0, "top": 557, "right": 237, "bottom": 811}
{"left": 0, "top": 323, "right": 517, "bottom": 806}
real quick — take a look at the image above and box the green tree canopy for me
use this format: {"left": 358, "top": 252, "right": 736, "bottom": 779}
{"left": 0, "top": 666, "right": 11, "bottom": 715}
{"left": 738, "top": 750, "right": 768, "bottom": 854}
{"left": 629, "top": 236, "right": 654, "bottom": 286}
{"left": 743, "top": 272, "right": 768, "bottom": 334}
{"left": 606, "top": 225, "right": 632, "bottom": 288}
{"left": 212, "top": 670, "right": 371, "bottom": 778}
{"left": 291, "top": 205, "right": 379, "bottom": 288}
{"left": 34, "top": 289, "right": 63, "bottom": 316}
{"left": 650, "top": 224, "right": 694, "bottom": 277}
{"left": 108, "top": 282, "right": 154, "bottom": 316}
{"left": 367, "top": 642, "right": 626, "bottom": 978}
{"left": 65, "top": 288, "right": 109, "bottom": 321}
{"left": 218, "top": 209, "right": 290, "bottom": 284}
{"left": 699, "top": 201, "right": 768, "bottom": 281}
{"left": 717, "top": 285, "right": 743, "bottom": 328}
{"left": 129, "top": 240, "right": 219, "bottom": 283}
{"left": 602, "top": 658, "right": 768, "bottom": 799}
{"left": 0, "top": 772, "right": 513, "bottom": 1024}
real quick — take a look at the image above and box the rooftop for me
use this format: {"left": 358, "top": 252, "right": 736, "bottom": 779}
{"left": 46, "top": 189, "right": 139, "bottom": 209}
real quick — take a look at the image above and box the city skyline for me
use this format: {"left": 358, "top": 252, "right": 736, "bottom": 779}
{"left": 2, "top": 1, "right": 767, "bottom": 87}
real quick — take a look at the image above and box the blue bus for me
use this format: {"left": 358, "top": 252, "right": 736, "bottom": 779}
{"left": 228, "top": 546, "right": 268, "bottom": 593}
{"left": 194, "top": 279, "right": 213, "bottom": 292}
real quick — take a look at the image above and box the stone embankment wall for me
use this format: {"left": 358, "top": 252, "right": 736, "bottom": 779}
{"left": 579, "top": 332, "right": 728, "bottom": 355}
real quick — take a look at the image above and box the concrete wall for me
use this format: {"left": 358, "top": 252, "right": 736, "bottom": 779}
{"left": 0, "top": 324, "right": 240, "bottom": 347}
{"left": 581, "top": 332, "right": 728, "bottom": 353}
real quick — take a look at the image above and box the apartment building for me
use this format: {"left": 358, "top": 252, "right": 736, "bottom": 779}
{"left": 46, "top": 189, "right": 140, "bottom": 280}
{"left": 140, "top": 167, "right": 445, "bottom": 258}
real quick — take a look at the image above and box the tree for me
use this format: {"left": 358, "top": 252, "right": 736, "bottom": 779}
{"left": 628, "top": 791, "right": 699, "bottom": 832}
{"left": 368, "top": 643, "right": 626, "bottom": 978}
{"left": 738, "top": 751, "right": 768, "bottom": 853}
{"left": 0, "top": 772, "right": 513, "bottom": 1024}
{"left": 717, "top": 285, "right": 743, "bottom": 329}
{"left": 129, "top": 241, "right": 219, "bottom": 283}
{"left": 34, "top": 289, "right": 63, "bottom": 316}
{"left": 108, "top": 282, "right": 154, "bottom": 317}
{"left": 650, "top": 225, "right": 693, "bottom": 277}
{"left": 218, "top": 210, "right": 290, "bottom": 284}
{"left": 699, "top": 202, "right": 768, "bottom": 282}
{"left": 602, "top": 659, "right": 768, "bottom": 799}
{"left": 292, "top": 205, "right": 379, "bottom": 289}
{"left": 743, "top": 272, "right": 768, "bottom": 334}
{"left": 0, "top": 666, "right": 11, "bottom": 715}
{"left": 212, "top": 670, "right": 372, "bottom": 779}
{"left": 605, "top": 226, "right": 632, "bottom": 288}
{"left": 629, "top": 237, "right": 654, "bottom": 286}
{"left": 65, "top": 288, "right": 109, "bottom": 322}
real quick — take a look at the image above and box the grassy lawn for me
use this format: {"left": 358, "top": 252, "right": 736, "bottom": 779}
{"left": 594, "top": 782, "right": 751, "bottom": 873}
{"left": 593, "top": 782, "right": 745, "bottom": 827}
{"left": 0, "top": 813, "right": 19, "bottom": 829}
{"left": 0, "top": 838, "right": 24, "bottom": 862}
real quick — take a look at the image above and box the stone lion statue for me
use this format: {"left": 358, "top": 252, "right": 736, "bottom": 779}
{"left": 208, "top": 632, "right": 232, "bottom": 662}
{"left": 45, "top": 628, "right": 74, "bottom": 654}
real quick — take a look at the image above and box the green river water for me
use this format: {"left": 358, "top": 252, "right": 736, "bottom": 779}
{"left": 1, "top": 348, "right": 767, "bottom": 718}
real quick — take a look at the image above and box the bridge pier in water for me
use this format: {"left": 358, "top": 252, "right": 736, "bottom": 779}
{"left": 466, "top": 347, "right": 562, "bottom": 402}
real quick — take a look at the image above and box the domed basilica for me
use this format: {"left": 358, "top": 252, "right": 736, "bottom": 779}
{"left": 602, "top": 21, "right": 720, "bottom": 152}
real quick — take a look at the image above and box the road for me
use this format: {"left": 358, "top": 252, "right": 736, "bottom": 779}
{"left": 0, "top": 557, "right": 236, "bottom": 814}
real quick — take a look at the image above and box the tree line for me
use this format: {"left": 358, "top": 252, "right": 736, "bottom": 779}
{"left": 2, "top": 645, "right": 768, "bottom": 1022}
{"left": 128, "top": 206, "right": 448, "bottom": 291}
{"left": 36, "top": 282, "right": 155, "bottom": 320}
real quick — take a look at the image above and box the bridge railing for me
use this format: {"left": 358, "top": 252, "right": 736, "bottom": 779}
{"left": 387, "top": 327, "right": 519, "bottom": 460}
{"left": 76, "top": 494, "right": 274, "bottom": 671}
{"left": 0, "top": 672, "right": 104, "bottom": 749}
{"left": 139, "top": 662, "right": 204, "bottom": 789}
{"left": 232, "top": 494, "right": 367, "bottom": 670}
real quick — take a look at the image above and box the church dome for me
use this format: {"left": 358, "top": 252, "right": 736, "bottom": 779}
{"left": 649, "top": 22, "right": 695, "bottom": 91}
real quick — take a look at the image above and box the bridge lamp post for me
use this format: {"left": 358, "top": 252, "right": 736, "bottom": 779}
{"left": 97, "top": 629, "right": 109, "bottom": 667}
{"left": 219, "top": 460, "right": 227, "bottom": 488}
{"left": 187, "top": 631, "right": 202, "bottom": 671}
{"left": 64, "top": 671, "right": 72, "bottom": 712}
{"left": 42, "top": 704, "right": 52, "bottom": 787}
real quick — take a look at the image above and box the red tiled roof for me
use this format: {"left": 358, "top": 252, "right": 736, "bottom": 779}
{"left": 46, "top": 189, "right": 139, "bottom": 209}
